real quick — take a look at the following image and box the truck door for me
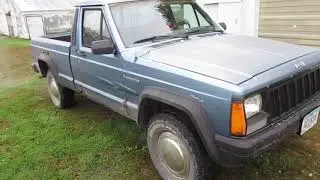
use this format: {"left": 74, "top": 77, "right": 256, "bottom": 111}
{"left": 70, "top": 6, "right": 127, "bottom": 116}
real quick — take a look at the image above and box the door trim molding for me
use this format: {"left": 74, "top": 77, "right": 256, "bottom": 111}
{"left": 74, "top": 80, "right": 138, "bottom": 109}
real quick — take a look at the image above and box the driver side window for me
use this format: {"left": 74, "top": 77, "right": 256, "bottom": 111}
{"left": 82, "top": 9, "right": 111, "bottom": 48}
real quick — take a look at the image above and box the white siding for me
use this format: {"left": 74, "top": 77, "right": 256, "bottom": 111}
{"left": 0, "top": 0, "right": 10, "bottom": 35}
{"left": 218, "top": 2, "right": 241, "bottom": 34}
{"left": 241, "top": 0, "right": 260, "bottom": 36}
{"left": 203, "top": 3, "right": 218, "bottom": 21}
{"left": 0, "top": 12, "right": 9, "bottom": 35}
{"left": 14, "top": 0, "right": 80, "bottom": 12}
{"left": 198, "top": 0, "right": 259, "bottom": 36}
{"left": 8, "top": 2, "right": 29, "bottom": 38}
{"left": 0, "top": 0, "right": 78, "bottom": 38}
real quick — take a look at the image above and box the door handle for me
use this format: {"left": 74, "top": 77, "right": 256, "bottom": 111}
{"left": 76, "top": 50, "right": 87, "bottom": 57}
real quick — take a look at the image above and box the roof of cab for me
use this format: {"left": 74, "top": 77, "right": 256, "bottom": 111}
{"left": 75, "top": 0, "right": 137, "bottom": 6}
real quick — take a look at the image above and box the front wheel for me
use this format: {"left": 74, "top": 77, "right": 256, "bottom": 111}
{"left": 147, "top": 113, "right": 211, "bottom": 180}
{"left": 47, "top": 70, "right": 75, "bottom": 109}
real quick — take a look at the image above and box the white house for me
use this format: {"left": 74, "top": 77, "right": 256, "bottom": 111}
{"left": 197, "top": 0, "right": 260, "bottom": 36}
{"left": 0, "top": 0, "right": 81, "bottom": 39}
{"left": 0, "top": 0, "right": 261, "bottom": 39}
{"left": 0, "top": 0, "right": 259, "bottom": 39}
{"left": 1, "top": 0, "right": 318, "bottom": 48}
{"left": 198, "top": 0, "right": 320, "bottom": 48}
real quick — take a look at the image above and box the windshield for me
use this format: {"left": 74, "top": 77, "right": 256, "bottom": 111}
{"left": 109, "top": 0, "right": 223, "bottom": 47}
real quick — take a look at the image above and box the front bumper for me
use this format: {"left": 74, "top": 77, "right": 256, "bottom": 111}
{"left": 215, "top": 94, "right": 320, "bottom": 167}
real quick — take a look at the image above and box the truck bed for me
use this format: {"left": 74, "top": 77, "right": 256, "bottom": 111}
{"left": 31, "top": 32, "right": 75, "bottom": 91}
{"left": 44, "top": 32, "right": 71, "bottom": 42}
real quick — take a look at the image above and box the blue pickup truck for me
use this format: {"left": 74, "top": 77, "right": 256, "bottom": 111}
{"left": 31, "top": 0, "right": 320, "bottom": 179}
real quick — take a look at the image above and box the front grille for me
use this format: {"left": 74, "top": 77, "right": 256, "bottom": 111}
{"left": 262, "top": 67, "right": 320, "bottom": 121}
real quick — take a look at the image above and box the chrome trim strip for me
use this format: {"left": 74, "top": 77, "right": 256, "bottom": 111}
{"left": 58, "top": 73, "right": 73, "bottom": 81}
{"left": 31, "top": 44, "right": 69, "bottom": 56}
{"left": 127, "top": 101, "right": 138, "bottom": 109}
{"left": 74, "top": 80, "right": 138, "bottom": 109}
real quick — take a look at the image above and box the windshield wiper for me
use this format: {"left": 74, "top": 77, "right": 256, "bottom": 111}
{"left": 133, "top": 34, "right": 188, "bottom": 44}
{"left": 133, "top": 28, "right": 223, "bottom": 44}
{"left": 210, "top": 29, "right": 224, "bottom": 33}
{"left": 183, "top": 28, "right": 224, "bottom": 37}
{"left": 183, "top": 29, "right": 200, "bottom": 36}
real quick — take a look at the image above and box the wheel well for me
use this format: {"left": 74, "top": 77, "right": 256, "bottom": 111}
{"left": 138, "top": 98, "right": 196, "bottom": 133}
{"left": 38, "top": 60, "right": 49, "bottom": 77}
{"left": 138, "top": 98, "right": 211, "bottom": 157}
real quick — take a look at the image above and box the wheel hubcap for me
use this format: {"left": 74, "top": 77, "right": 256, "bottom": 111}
{"left": 157, "top": 132, "right": 191, "bottom": 179}
{"left": 48, "top": 76, "right": 60, "bottom": 106}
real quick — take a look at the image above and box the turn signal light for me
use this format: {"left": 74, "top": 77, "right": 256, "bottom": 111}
{"left": 231, "top": 102, "right": 247, "bottom": 136}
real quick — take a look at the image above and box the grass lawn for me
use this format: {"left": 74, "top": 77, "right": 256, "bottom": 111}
{"left": 0, "top": 36, "right": 30, "bottom": 47}
{"left": 0, "top": 36, "right": 320, "bottom": 179}
{"left": 0, "top": 80, "right": 159, "bottom": 179}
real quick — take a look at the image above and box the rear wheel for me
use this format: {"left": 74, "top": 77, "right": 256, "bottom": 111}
{"left": 47, "top": 70, "right": 75, "bottom": 109}
{"left": 147, "top": 113, "right": 211, "bottom": 180}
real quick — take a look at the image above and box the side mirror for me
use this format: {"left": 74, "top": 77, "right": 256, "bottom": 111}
{"left": 91, "top": 39, "right": 115, "bottom": 55}
{"left": 219, "top": 22, "right": 227, "bottom": 31}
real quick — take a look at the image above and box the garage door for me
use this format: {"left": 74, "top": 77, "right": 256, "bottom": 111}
{"left": 26, "top": 16, "right": 45, "bottom": 38}
{"left": 259, "top": 0, "right": 320, "bottom": 48}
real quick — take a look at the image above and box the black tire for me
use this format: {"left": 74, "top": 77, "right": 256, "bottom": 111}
{"left": 47, "top": 70, "right": 75, "bottom": 109}
{"left": 147, "top": 113, "right": 211, "bottom": 180}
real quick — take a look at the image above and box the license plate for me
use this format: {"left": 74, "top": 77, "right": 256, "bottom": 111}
{"left": 300, "top": 107, "right": 320, "bottom": 135}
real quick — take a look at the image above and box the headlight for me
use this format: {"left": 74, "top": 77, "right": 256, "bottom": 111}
{"left": 244, "top": 94, "right": 262, "bottom": 118}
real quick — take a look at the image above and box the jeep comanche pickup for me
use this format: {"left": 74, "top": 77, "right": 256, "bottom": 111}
{"left": 31, "top": 0, "right": 320, "bottom": 179}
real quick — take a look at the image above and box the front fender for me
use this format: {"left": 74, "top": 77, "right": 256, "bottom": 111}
{"left": 138, "top": 87, "right": 219, "bottom": 161}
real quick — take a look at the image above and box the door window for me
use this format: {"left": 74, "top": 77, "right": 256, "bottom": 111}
{"left": 82, "top": 9, "right": 111, "bottom": 48}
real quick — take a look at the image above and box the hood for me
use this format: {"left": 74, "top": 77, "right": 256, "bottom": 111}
{"left": 141, "top": 34, "right": 317, "bottom": 84}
